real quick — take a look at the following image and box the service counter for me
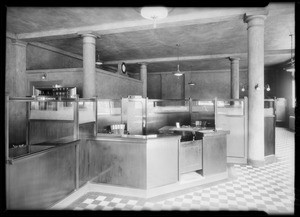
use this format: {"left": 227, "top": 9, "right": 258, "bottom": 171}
{"left": 86, "top": 134, "right": 181, "bottom": 189}
{"left": 83, "top": 129, "right": 229, "bottom": 194}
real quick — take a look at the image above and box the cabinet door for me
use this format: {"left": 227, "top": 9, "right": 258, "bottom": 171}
{"left": 179, "top": 140, "right": 202, "bottom": 174}
{"left": 202, "top": 136, "right": 227, "bottom": 176}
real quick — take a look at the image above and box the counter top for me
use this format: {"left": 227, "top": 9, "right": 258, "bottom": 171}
{"left": 32, "top": 136, "right": 80, "bottom": 146}
{"left": 88, "top": 133, "right": 181, "bottom": 143}
{"left": 159, "top": 126, "right": 230, "bottom": 136}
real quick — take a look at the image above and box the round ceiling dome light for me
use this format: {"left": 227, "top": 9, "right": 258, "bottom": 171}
{"left": 141, "top": 7, "right": 168, "bottom": 28}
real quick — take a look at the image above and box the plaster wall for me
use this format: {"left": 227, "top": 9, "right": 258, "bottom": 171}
{"left": 95, "top": 69, "right": 143, "bottom": 99}
{"left": 26, "top": 44, "right": 83, "bottom": 70}
{"left": 147, "top": 74, "right": 161, "bottom": 99}
{"left": 161, "top": 74, "right": 185, "bottom": 99}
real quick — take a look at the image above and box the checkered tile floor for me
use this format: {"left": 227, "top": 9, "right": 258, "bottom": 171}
{"left": 66, "top": 127, "right": 295, "bottom": 214}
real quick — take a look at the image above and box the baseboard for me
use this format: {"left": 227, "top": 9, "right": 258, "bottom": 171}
{"left": 247, "top": 158, "right": 265, "bottom": 167}
{"left": 49, "top": 183, "right": 89, "bottom": 210}
{"left": 227, "top": 157, "right": 247, "bottom": 164}
{"left": 264, "top": 155, "right": 277, "bottom": 164}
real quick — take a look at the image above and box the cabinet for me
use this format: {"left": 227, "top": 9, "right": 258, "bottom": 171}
{"left": 275, "top": 98, "right": 286, "bottom": 123}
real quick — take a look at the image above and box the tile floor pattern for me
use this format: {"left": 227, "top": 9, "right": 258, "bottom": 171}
{"left": 66, "top": 127, "right": 295, "bottom": 214}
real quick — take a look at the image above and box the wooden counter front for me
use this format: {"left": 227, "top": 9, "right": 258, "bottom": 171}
{"left": 87, "top": 134, "right": 181, "bottom": 189}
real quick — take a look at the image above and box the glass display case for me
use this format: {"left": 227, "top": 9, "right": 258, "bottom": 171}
{"left": 6, "top": 96, "right": 79, "bottom": 159}
{"left": 97, "top": 99, "right": 122, "bottom": 134}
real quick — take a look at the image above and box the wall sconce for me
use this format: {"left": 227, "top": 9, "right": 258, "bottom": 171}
{"left": 95, "top": 51, "right": 102, "bottom": 66}
{"left": 265, "top": 84, "right": 271, "bottom": 92}
{"left": 241, "top": 86, "right": 246, "bottom": 92}
{"left": 41, "top": 73, "right": 47, "bottom": 80}
{"left": 254, "top": 84, "right": 260, "bottom": 90}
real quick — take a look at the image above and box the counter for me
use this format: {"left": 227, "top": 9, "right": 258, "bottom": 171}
{"left": 87, "top": 134, "right": 181, "bottom": 189}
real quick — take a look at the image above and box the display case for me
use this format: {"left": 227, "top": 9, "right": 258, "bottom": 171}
{"left": 33, "top": 86, "right": 76, "bottom": 99}
{"left": 5, "top": 95, "right": 80, "bottom": 209}
{"left": 6, "top": 96, "right": 79, "bottom": 158}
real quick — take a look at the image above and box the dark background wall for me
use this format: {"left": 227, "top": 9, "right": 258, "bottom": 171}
{"left": 147, "top": 69, "right": 248, "bottom": 100}
{"left": 265, "top": 64, "right": 295, "bottom": 126}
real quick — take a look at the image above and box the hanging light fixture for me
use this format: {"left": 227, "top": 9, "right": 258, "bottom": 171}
{"left": 174, "top": 43, "right": 183, "bottom": 77}
{"left": 95, "top": 50, "right": 102, "bottom": 66}
{"left": 140, "top": 6, "right": 168, "bottom": 28}
{"left": 284, "top": 34, "right": 295, "bottom": 74}
{"left": 265, "top": 84, "right": 271, "bottom": 92}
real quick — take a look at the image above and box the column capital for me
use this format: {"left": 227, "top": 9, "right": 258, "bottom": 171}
{"left": 244, "top": 13, "right": 268, "bottom": 29}
{"left": 78, "top": 31, "right": 100, "bottom": 39}
{"left": 139, "top": 62, "right": 148, "bottom": 66}
{"left": 228, "top": 57, "right": 240, "bottom": 62}
{"left": 11, "top": 39, "right": 27, "bottom": 47}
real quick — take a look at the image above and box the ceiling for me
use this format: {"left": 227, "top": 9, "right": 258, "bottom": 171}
{"left": 6, "top": 4, "right": 295, "bottom": 74}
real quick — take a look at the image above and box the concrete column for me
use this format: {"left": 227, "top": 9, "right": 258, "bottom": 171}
{"left": 229, "top": 57, "right": 240, "bottom": 99}
{"left": 82, "top": 33, "right": 97, "bottom": 98}
{"left": 140, "top": 63, "right": 147, "bottom": 98}
{"left": 244, "top": 14, "right": 267, "bottom": 166}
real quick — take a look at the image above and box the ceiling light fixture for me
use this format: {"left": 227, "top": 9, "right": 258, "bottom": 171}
{"left": 140, "top": 6, "right": 168, "bottom": 28}
{"left": 95, "top": 51, "right": 102, "bottom": 66}
{"left": 174, "top": 43, "right": 183, "bottom": 77}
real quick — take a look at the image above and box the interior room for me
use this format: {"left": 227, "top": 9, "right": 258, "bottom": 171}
{"left": 4, "top": 3, "right": 296, "bottom": 214}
